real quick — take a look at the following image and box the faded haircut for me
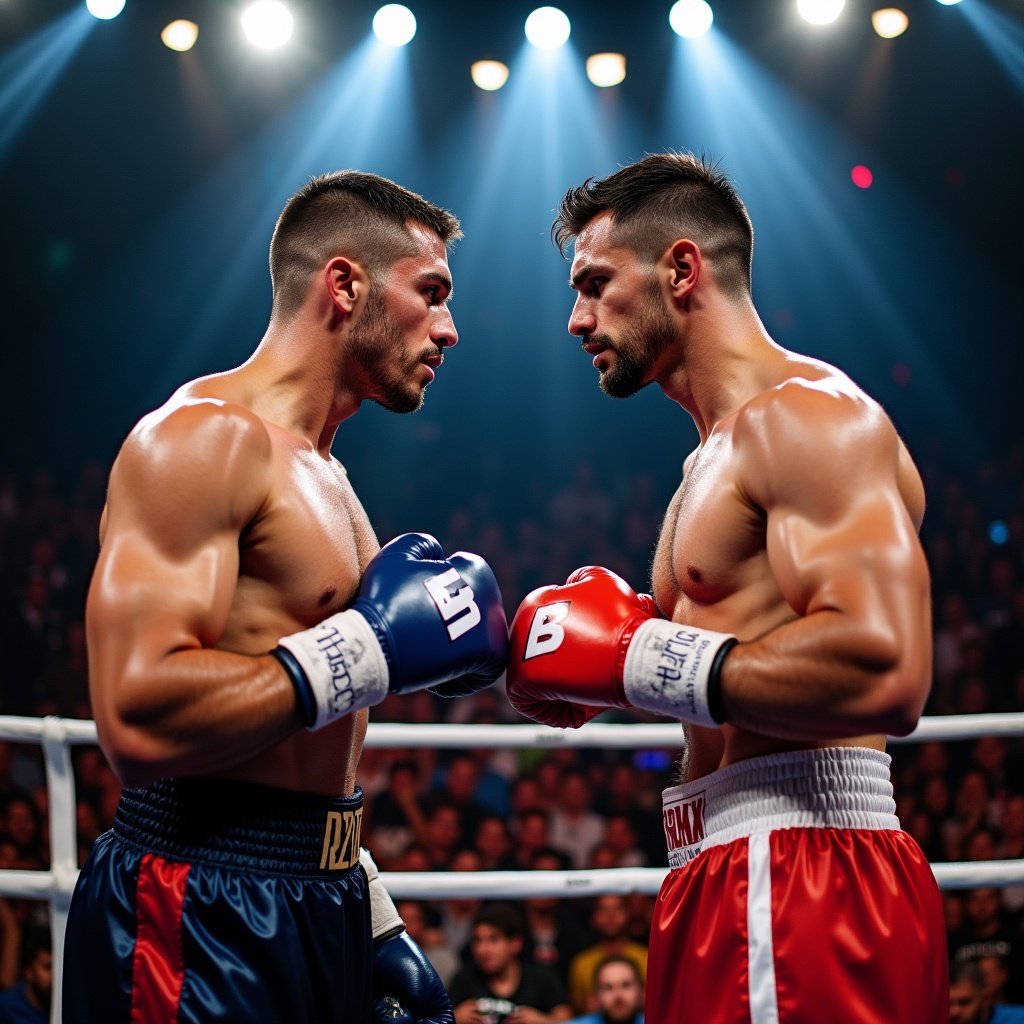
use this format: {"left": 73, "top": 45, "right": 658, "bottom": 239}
{"left": 269, "top": 170, "right": 462, "bottom": 318}
{"left": 552, "top": 151, "right": 753, "bottom": 297}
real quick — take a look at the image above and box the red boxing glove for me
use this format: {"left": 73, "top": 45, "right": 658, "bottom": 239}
{"left": 506, "top": 567, "right": 656, "bottom": 728}
{"left": 507, "top": 567, "right": 738, "bottom": 729}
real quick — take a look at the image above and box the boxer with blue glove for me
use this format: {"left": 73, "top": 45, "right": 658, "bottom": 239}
{"left": 64, "top": 171, "right": 504, "bottom": 1023}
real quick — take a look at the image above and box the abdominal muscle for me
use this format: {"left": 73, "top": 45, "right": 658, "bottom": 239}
{"left": 209, "top": 712, "right": 367, "bottom": 797}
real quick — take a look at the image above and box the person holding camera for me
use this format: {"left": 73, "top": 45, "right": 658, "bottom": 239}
{"left": 449, "top": 903, "right": 572, "bottom": 1024}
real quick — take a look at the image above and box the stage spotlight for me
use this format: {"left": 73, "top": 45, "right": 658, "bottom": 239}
{"left": 471, "top": 60, "right": 510, "bottom": 91}
{"left": 934, "top": 0, "right": 963, "bottom": 5}
{"left": 797, "top": 0, "right": 846, "bottom": 25}
{"left": 669, "top": 0, "right": 714, "bottom": 39}
{"left": 373, "top": 5, "right": 416, "bottom": 47}
{"left": 851, "top": 164, "right": 874, "bottom": 188}
{"left": 872, "top": 8, "right": 908, "bottom": 37}
{"left": 85, "top": 0, "right": 126, "bottom": 19}
{"left": 586, "top": 52, "right": 626, "bottom": 87}
{"left": 162, "top": 19, "right": 199, "bottom": 52}
{"left": 524, "top": 7, "right": 571, "bottom": 50}
{"left": 241, "top": 1, "right": 294, "bottom": 50}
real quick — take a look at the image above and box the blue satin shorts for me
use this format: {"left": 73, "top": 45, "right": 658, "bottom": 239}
{"left": 63, "top": 778, "right": 371, "bottom": 1023}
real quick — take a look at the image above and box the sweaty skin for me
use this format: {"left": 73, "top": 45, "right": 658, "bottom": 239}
{"left": 87, "top": 223, "right": 456, "bottom": 795}
{"left": 570, "top": 211, "right": 932, "bottom": 782}
{"left": 651, "top": 365, "right": 929, "bottom": 779}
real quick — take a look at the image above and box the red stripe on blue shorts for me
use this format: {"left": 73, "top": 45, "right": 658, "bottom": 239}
{"left": 131, "top": 852, "right": 190, "bottom": 1023}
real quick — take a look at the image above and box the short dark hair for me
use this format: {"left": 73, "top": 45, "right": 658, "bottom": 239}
{"left": 473, "top": 901, "right": 525, "bottom": 940}
{"left": 21, "top": 924, "right": 51, "bottom": 970}
{"left": 949, "top": 958, "right": 985, "bottom": 989}
{"left": 269, "top": 170, "right": 462, "bottom": 317}
{"left": 552, "top": 151, "right": 753, "bottom": 297}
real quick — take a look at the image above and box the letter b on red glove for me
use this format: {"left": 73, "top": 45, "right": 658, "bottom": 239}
{"left": 505, "top": 566, "right": 656, "bottom": 728}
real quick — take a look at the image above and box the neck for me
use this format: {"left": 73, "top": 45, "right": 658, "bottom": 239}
{"left": 489, "top": 960, "right": 522, "bottom": 994}
{"left": 242, "top": 316, "right": 361, "bottom": 453}
{"left": 658, "top": 295, "right": 787, "bottom": 443}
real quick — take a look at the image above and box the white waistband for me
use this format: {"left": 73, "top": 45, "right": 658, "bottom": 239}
{"left": 661, "top": 746, "right": 899, "bottom": 868}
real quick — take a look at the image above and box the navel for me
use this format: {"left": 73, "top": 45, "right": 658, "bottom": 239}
{"left": 687, "top": 565, "right": 703, "bottom": 584}
{"left": 318, "top": 587, "right": 337, "bottom": 607}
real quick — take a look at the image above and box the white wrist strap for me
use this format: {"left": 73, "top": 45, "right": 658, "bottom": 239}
{"left": 360, "top": 847, "right": 405, "bottom": 942}
{"left": 276, "top": 609, "right": 390, "bottom": 730}
{"left": 622, "top": 619, "right": 736, "bottom": 727}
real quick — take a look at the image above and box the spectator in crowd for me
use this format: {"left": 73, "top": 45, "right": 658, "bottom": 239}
{"left": 438, "top": 848, "right": 486, "bottom": 957}
{"left": 364, "top": 757, "right": 423, "bottom": 865}
{"left": 949, "top": 959, "right": 1024, "bottom": 1024}
{"left": 566, "top": 896, "right": 648, "bottom": 1016}
{"left": 978, "top": 954, "right": 1020, "bottom": 1011}
{"left": 950, "top": 771, "right": 998, "bottom": 859}
{"left": 449, "top": 902, "right": 572, "bottom": 1024}
{"left": 429, "top": 754, "right": 495, "bottom": 848}
{"left": 473, "top": 815, "right": 517, "bottom": 872}
{"left": 549, "top": 770, "right": 605, "bottom": 870}
{"left": 949, "top": 888, "right": 1024, "bottom": 1003}
{"left": 509, "top": 810, "right": 554, "bottom": 872}
{"left": 0, "top": 797, "right": 45, "bottom": 869}
{"left": 520, "top": 849, "right": 591, "bottom": 988}
{"left": 997, "top": 794, "right": 1024, "bottom": 914}
{"left": 598, "top": 815, "right": 647, "bottom": 868}
{"left": 0, "top": 924, "right": 51, "bottom": 1024}
{"left": 567, "top": 956, "right": 645, "bottom": 1024}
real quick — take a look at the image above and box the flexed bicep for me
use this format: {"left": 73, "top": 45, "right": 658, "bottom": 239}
{"left": 721, "top": 380, "right": 932, "bottom": 740}
{"left": 86, "top": 399, "right": 281, "bottom": 783}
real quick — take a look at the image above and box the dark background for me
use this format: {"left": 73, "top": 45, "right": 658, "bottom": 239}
{"left": 1, "top": 0, "right": 1022, "bottom": 532}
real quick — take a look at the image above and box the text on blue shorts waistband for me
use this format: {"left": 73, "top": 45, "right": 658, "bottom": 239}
{"left": 113, "top": 777, "right": 363, "bottom": 877}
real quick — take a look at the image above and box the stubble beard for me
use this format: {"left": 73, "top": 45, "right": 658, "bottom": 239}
{"left": 595, "top": 283, "right": 675, "bottom": 399}
{"left": 348, "top": 289, "right": 427, "bottom": 414}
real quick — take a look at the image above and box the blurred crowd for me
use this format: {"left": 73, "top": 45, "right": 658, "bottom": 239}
{"left": 0, "top": 436, "right": 1021, "bottom": 1021}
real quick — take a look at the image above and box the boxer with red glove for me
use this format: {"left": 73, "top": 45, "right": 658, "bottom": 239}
{"left": 274, "top": 532, "right": 508, "bottom": 729}
{"left": 506, "top": 566, "right": 737, "bottom": 728}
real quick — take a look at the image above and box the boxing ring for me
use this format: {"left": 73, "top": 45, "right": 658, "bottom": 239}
{"left": 4, "top": 713, "right": 1024, "bottom": 1023}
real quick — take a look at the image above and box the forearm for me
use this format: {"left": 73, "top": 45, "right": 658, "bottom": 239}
{"left": 718, "top": 609, "right": 928, "bottom": 741}
{"left": 95, "top": 648, "right": 300, "bottom": 787}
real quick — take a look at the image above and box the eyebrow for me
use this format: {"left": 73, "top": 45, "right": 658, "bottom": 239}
{"left": 423, "top": 271, "right": 454, "bottom": 300}
{"left": 569, "top": 264, "right": 592, "bottom": 290}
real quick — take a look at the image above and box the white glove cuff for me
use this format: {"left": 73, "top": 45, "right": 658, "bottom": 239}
{"left": 623, "top": 618, "right": 737, "bottom": 727}
{"left": 276, "top": 609, "right": 390, "bottom": 730}
{"left": 360, "top": 847, "right": 405, "bottom": 942}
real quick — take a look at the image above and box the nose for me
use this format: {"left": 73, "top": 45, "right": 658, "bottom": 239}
{"left": 568, "top": 296, "right": 594, "bottom": 338}
{"left": 431, "top": 306, "right": 458, "bottom": 349}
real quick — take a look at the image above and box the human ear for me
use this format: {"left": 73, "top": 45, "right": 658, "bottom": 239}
{"left": 666, "top": 239, "right": 701, "bottom": 302}
{"left": 324, "top": 256, "right": 368, "bottom": 315}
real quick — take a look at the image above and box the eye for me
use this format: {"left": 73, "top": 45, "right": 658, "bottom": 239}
{"left": 424, "top": 284, "right": 449, "bottom": 307}
{"left": 587, "top": 277, "right": 607, "bottom": 297}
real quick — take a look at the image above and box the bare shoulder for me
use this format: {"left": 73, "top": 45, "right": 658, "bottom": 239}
{"left": 106, "top": 397, "right": 274, "bottom": 548}
{"left": 740, "top": 365, "right": 884, "bottom": 440}
{"left": 734, "top": 364, "right": 922, "bottom": 519}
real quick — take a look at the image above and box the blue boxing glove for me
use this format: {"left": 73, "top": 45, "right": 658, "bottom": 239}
{"left": 273, "top": 533, "right": 508, "bottom": 729}
{"left": 361, "top": 848, "right": 454, "bottom": 1024}
{"left": 373, "top": 933, "right": 454, "bottom": 1024}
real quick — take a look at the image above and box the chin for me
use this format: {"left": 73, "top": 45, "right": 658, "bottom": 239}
{"left": 375, "top": 387, "right": 425, "bottom": 414}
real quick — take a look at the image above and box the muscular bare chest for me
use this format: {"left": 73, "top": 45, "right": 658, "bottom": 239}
{"left": 230, "top": 442, "right": 379, "bottom": 643}
{"left": 651, "top": 433, "right": 773, "bottom": 628}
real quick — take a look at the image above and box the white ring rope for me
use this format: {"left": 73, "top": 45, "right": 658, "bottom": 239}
{"left": 4, "top": 711, "right": 1024, "bottom": 748}
{"left": 2, "top": 713, "right": 1022, "bottom": 1024}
